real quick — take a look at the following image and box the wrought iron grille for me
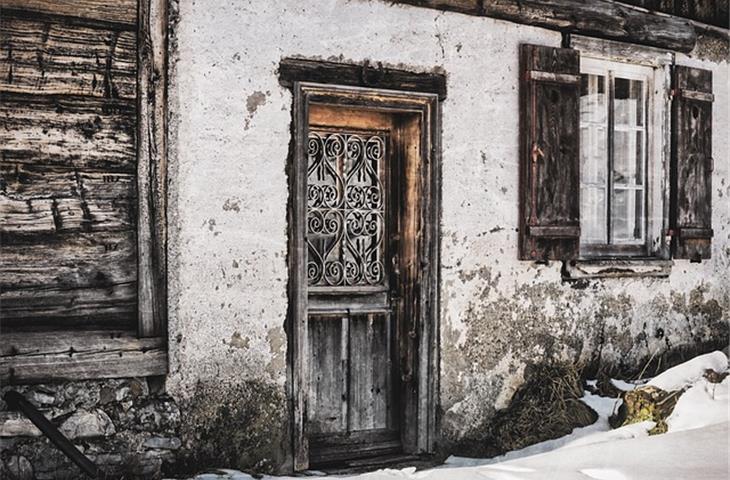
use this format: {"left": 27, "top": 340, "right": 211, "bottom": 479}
{"left": 306, "top": 131, "right": 386, "bottom": 288}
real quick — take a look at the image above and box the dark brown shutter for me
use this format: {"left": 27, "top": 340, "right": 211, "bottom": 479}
{"left": 519, "top": 44, "right": 581, "bottom": 261}
{"left": 671, "top": 66, "right": 713, "bottom": 261}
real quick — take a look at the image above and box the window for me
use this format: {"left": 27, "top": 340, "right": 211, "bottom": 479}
{"left": 519, "top": 42, "right": 714, "bottom": 267}
{"left": 579, "top": 59, "right": 654, "bottom": 257}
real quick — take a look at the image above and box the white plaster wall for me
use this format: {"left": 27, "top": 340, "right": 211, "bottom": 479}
{"left": 166, "top": 0, "right": 729, "bottom": 452}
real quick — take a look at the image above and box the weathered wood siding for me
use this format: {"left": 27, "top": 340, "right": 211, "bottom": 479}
{"left": 0, "top": 1, "right": 138, "bottom": 330}
{"left": 392, "top": 0, "right": 698, "bottom": 52}
{"left": 620, "top": 0, "right": 729, "bottom": 28}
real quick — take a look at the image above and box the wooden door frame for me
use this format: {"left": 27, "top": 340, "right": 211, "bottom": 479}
{"left": 288, "top": 82, "right": 441, "bottom": 470}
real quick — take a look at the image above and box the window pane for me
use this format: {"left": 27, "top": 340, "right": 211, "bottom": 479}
{"left": 581, "top": 186, "right": 607, "bottom": 244}
{"left": 614, "top": 78, "right": 644, "bottom": 127}
{"left": 613, "top": 130, "right": 643, "bottom": 186}
{"left": 580, "top": 73, "right": 608, "bottom": 247}
{"left": 581, "top": 74, "right": 606, "bottom": 124}
{"left": 612, "top": 187, "right": 643, "bottom": 243}
{"left": 580, "top": 126, "right": 607, "bottom": 184}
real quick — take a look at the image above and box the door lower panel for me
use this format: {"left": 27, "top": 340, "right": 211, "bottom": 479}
{"left": 309, "top": 428, "right": 401, "bottom": 467}
{"left": 307, "top": 311, "right": 399, "bottom": 467}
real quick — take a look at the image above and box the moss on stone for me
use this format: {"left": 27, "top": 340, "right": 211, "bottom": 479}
{"left": 169, "top": 380, "right": 288, "bottom": 476}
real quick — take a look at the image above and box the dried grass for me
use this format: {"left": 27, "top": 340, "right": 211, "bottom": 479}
{"left": 488, "top": 362, "right": 597, "bottom": 453}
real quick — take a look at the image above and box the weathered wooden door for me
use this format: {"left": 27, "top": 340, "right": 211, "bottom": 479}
{"left": 290, "top": 82, "right": 440, "bottom": 471}
{"left": 305, "top": 106, "right": 402, "bottom": 466}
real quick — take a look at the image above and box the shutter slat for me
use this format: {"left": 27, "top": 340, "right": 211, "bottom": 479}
{"left": 519, "top": 44, "right": 581, "bottom": 261}
{"left": 671, "top": 65, "right": 713, "bottom": 261}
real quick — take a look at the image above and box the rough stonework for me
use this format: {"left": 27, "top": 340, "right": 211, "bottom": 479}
{"left": 0, "top": 379, "right": 180, "bottom": 479}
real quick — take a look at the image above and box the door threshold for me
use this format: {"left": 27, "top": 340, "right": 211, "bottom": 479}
{"left": 306, "top": 453, "right": 442, "bottom": 475}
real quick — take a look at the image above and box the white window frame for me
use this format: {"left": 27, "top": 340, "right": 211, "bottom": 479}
{"left": 577, "top": 53, "right": 670, "bottom": 261}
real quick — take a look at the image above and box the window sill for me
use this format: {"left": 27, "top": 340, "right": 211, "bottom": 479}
{"left": 562, "top": 258, "right": 673, "bottom": 280}
{"left": 0, "top": 330, "right": 167, "bottom": 384}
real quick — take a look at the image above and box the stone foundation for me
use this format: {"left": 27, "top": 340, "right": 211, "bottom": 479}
{"left": 0, "top": 378, "right": 180, "bottom": 480}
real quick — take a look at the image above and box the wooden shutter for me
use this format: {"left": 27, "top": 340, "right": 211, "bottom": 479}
{"left": 519, "top": 44, "right": 581, "bottom": 261}
{"left": 671, "top": 66, "right": 713, "bottom": 261}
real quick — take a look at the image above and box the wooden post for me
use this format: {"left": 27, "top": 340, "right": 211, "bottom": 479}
{"left": 137, "top": 0, "right": 168, "bottom": 337}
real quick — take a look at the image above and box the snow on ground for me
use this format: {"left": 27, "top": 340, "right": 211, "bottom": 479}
{"left": 188, "top": 352, "right": 729, "bottom": 480}
{"left": 647, "top": 351, "right": 727, "bottom": 392}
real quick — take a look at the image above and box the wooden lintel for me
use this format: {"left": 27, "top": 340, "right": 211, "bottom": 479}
{"left": 279, "top": 58, "right": 447, "bottom": 100}
{"left": 393, "top": 0, "right": 697, "bottom": 52}
{"left": 1, "top": 331, "right": 167, "bottom": 384}
{"left": 0, "top": 0, "right": 137, "bottom": 28}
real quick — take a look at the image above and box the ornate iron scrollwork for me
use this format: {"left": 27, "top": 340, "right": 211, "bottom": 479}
{"left": 307, "top": 131, "right": 386, "bottom": 287}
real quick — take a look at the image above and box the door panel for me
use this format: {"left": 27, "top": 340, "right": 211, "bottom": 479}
{"left": 348, "top": 313, "right": 394, "bottom": 431}
{"left": 307, "top": 313, "right": 395, "bottom": 435}
{"left": 307, "top": 315, "right": 348, "bottom": 434}
{"left": 306, "top": 122, "right": 401, "bottom": 465}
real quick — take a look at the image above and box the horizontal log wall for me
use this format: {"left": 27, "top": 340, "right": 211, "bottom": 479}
{"left": 393, "top": 0, "right": 700, "bottom": 52}
{"left": 0, "top": 16, "right": 136, "bottom": 99}
{"left": 0, "top": 2, "right": 138, "bottom": 331}
{"left": 620, "top": 0, "right": 729, "bottom": 28}
{"left": 0, "top": 331, "right": 167, "bottom": 383}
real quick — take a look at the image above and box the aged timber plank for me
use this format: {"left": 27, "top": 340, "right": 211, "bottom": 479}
{"left": 0, "top": 0, "right": 137, "bottom": 27}
{"left": 0, "top": 92, "right": 136, "bottom": 172}
{"left": 0, "top": 282, "right": 137, "bottom": 328}
{"left": 0, "top": 196, "right": 135, "bottom": 236}
{"left": 279, "top": 58, "right": 447, "bottom": 100}
{"left": 0, "top": 231, "right": 136, "bottom": 290}
{"left": 307, "top": 316, "right": 349, "bottom": 435}
{"left": 1, "top": 341, "right": 167, "bottom": 384}
{"left": 0, "top": 229, "right": 137, "bottom": 328}
{"left": 1, "top": 331, "right": 162, "bottom": 357}
{"left": 348, "top": 313, "right": 392, "bottom": 431}
{"left": 393, "top": 0, "right": 697, "bottom": 52}
{"left": 0, "top": 197, "right": 56, "bottom": 235}
{"left": 619, "top": 0, "right": 729, "bottom": 29}
{"left": 0, "top": 163, "right": 137, "bottom": 235}
{"left": 1, "top": 164, "right": 136, "bottom": 201}
{"left": 0, "top": 16, "right": 136, "bottom": 99}
{"left": 137, "top": 0, "right": 168, "bottom": 338}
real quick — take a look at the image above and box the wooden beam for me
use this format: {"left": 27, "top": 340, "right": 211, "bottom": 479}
{"left": 0, "top": 0, "right": 137, "bottom": 27}
{"left": 279, "top": 58, "right": 447, "bottom": 100}
{"left": 393, "top": 0, "right": 697, "bottom": 52}
{"left": 618, "top": 0, "right": 729, "bottom": 29}
{"left": 1, "top": 331, "right": 167, "bottom": 383}
{"left": 0, "top": 15, "right": 137, "bottom": 99}
{"left": 137, "top": 0, "right": 168, "bottom": 338}
{"left": 0, "top": 232, "right": 137, "bottom": 329}
{"left": 0, "top": 93, "right": 136, "bottom": 172}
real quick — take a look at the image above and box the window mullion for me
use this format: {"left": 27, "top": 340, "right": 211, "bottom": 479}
{"left": 607, "top": 71, "right": 615, "bottom": 245}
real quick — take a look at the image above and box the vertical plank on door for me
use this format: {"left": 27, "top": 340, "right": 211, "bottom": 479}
{"left": 307, "top": 315, "right": 348, "bottom": 434}
{"left": 349, "top": 313, "right": 392, "bottom": 431}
